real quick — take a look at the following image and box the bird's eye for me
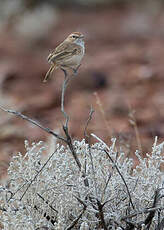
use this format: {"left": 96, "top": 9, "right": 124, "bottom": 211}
{"left": 72, "top": 35, "right": 76, "bottom": 38}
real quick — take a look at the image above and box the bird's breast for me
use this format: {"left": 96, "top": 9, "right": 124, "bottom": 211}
{"left": 63, "top": 53, "right": 84, "bottom": 67}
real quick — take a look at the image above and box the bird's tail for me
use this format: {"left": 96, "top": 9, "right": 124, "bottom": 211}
{"left": 43, "top": 65, "right": 56, "bottom": 83}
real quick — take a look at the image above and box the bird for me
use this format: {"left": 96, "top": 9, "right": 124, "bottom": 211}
{"left": 43, "top": 32, "right": 85, "bottom": 82}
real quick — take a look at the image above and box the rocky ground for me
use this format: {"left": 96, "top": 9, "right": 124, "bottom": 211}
{"left": 0, "top": 5, "right": 164, "bottom": 177}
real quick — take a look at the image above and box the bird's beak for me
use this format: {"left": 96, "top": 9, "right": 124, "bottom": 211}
{"left": 80, "top": 35, "right": 84, "bottom": 39}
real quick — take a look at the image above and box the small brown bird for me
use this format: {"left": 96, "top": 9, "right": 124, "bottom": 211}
{"left": 43, "top": 32, "right": 85, "bottom": 82}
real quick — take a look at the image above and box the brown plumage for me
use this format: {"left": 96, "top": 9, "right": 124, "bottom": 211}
{"left": 43, "top": 32, "right": 85, "bottom": 82}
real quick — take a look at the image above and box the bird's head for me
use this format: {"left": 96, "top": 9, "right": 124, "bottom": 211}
{"left": 66, "top": 32, "right": 84, "bottom": 44}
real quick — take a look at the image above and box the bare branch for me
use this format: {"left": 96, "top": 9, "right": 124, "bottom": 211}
{"left": 66, "top": 208, "right": 86, "bottom": 230}
{"left": 84, "top": 107, "right": 97, "bottom": 193}
{"left": 144, "top": 189, "right": 162, "bottom": 227}
{"left": 7, "top": 181, "right": 28, "bottom": 202}
{"left": 73, "top": 195, "right": 87, "bottom": 208}
{"left": 19, "top": 147, "right": 59, "bottom": 201}
{"left": 63, "top": 124, "right": 82, "bottom": 171}
{"left": 121, "top": 206, "right": 164, "bottom": 220}
{"left": 66, "top": 195, "right": 87, "bottom": 230}
{"left": 37, "top": 193, "right": 58, "bottom": 214}
{"left": 61, "top": 64, "right": 81, "bottom": 128}
{"left": 88, "top": 148, "right": 98, "bottom": 197}
{"left": 82, "top": 107, "right": 94, "bottom": 187}
{"left": 91, "top": 134, "right": 135, "bottom": 210}
{"left": 61, "top": 69, "right": 70, "bottom": 127}
{"left": 101, "top": 173, "right": 112, "bottom": 204}
{"left": 96, "top": 199, "right": 108, "bottom": 230}
{"left": 36, "top": 193, "right": 58, "bottom": 226}
{"left": 59, "top": 68, "right": 83, "bottom": 172}
{"left": 103, "top": 148, "right": 135, "bottom": 210}
{"left": 0, "top": 105, "right": 66, "bottom": 142}
{"left": 84, "top": 106, "right": 94, "bottom": 140}
{"left": 128, "top": 105, "right": 142, "bottom": 153}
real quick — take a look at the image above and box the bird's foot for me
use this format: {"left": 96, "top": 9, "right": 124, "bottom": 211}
{"left": 72, "top": 64, "right": 81, "bottom": 76}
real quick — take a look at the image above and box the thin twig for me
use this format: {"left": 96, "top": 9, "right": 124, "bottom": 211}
{"left": 84, "top": 106, "right": 94, "bottom": 139}
{"left": 83, "top": 107, "right": 94, "bottom": 185}
{"left": 101, "top": 173, "right": 112, "bottom": 204}
{"left": 61, "top": 65, "right": 81, "bottom": 128}
{"left": 20, "top": 147, "right": 59, "bottom": 201}
{"left": 84, "top": 107, "right": 95, "bottom": 188}
{"left": 61, "top": 69, "right": 70, "bottom": 127}
{"left": 128, "top": 105, "right": 142, "bottom": 153}
{"left": 144, "top": 189, "right": 161, "bottom": 227}
{"left": 34, "top": 203, "right": 57, "bottom": 226}
{"left": 84, "top": 113, "right": 108, "bottom": 229}
{"left": 66, "top": 195, "right": 87, "bottom": 230}
{"left": 96, "top": 199, "right": 108, "bottom": 230}
{"left": 0, "top": 105, "right": 66, "bottom": 142}
{"left": 88, "top": 147, "right": 98, "bottom": 197}
{"left": 66, "top": 208, "right": 86, "bottom": 230}
{"left": 7, "top": 181, "right": 28, "bottom": 202}
{"left": 121, "top": 206, "right": 164, "bottom": 220}
{"left": 63, "top": 124, "right": 82, "bottom": 171}
{"left": 104, "top": 148, "right": 135, "bottom": 210}
{"left": 73, "top": 195, "right": 87, "bottom": 208}
{"left": 60, "top": 68, "right": 83, "bottom": 172}
{"left": 91, "top": 134, "right": 135, "bottom": 210}
{"left": 37, "top": 193, "right": 58, "bottom": 214}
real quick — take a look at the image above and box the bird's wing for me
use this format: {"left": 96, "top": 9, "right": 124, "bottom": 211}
{"left": 47, "top": 42, "right": 81, "bottom": 63}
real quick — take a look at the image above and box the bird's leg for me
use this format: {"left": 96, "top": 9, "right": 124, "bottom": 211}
{"left": 71, "top": 64, "right": 81, "bottom": 76}
{"left": 61, "top": 65, "right": 81, "bottom": 76}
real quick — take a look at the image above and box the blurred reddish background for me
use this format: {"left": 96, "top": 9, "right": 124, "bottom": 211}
{"left": 0, "top": 0, "right": 164, "bottom": 177}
